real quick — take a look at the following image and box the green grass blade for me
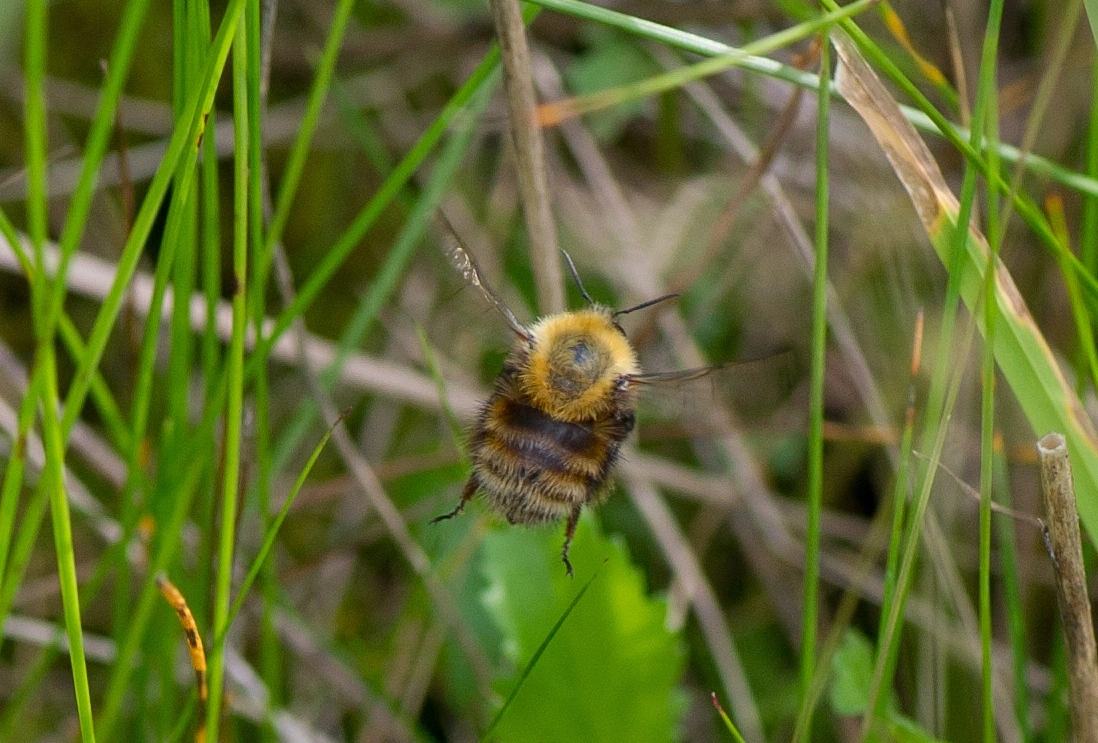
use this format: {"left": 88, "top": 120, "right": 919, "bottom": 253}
{"left": 97, "top": 370, "right": 227, "bottom": 738}
{"left": 205, "top": 16, "right": 251, "bottom": 742}
{"left": 712, "top": 693, "right": 749, "bottom": 743}
{"left": 483, "top": 559, "right": 607, "bottom": 738}
{"left": 59, "top": 0, "right": 247, "bottom": 441}
{"left": 39, "top": 347, "right": 97, "bottom": 742}
{"left": 976, "top": 1, "right": 1005, "bottom": 738}
{"left": 0, "top": 206, "right": 33, "bottom": 279}
{"left": 22, "top": 0, "right": 97, "bottom": 738}
{"left": 23, "top": 0, "right": 47, "bottom": 309}
{"left": 44, "top": 0, "right": 154, "bottom": 340}
{"left": 800, "top": 26, "right": 829, "bottom": 729}
{"left": 261, "top": 0, "right": 357, "bottom": 264}
{"left": 877, "top": 316, "right": 921, "bottom": 638}
{"left": 223, "top": 411, "right": 341, "bottom": 637}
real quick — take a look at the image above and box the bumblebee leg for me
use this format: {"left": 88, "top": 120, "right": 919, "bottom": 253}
{"left": 560, "top": 506, "right": 581, "bottom": 578}
{"left": 431, "top": 478, "right": 478, "bottom": 524}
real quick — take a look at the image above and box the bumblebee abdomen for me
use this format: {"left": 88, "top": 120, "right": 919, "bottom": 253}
{"left": 469, "top": 393, "right": 633, "bottom": 526}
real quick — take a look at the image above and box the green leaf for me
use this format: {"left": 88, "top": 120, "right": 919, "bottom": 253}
{"left": 565, "top": 31, "right": 657, "bottom": 141}
{"left": 481, "top": 515, "right": 686, "bottom": 742}
{"left": 828, "top": 629, "right": 946, "bottom": 743}
{"left": 828, "top": 629, "right": 875, "bottom": 716}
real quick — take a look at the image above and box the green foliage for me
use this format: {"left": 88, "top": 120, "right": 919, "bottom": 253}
{"left": 481, "top": 515, "right": 686, "bottom": 742}
{"left": 828, "top": 630, "right": 944, "bottom": 743}
{"left": 828, "top": 629, "right": 879, "bottom": 717}
{"left": 565, "top": 30, "right": 658, "bottom": 141}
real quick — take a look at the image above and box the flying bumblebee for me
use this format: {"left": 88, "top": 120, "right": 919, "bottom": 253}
{"left": 430, "top": 222, "right": 727, "bottom": 576}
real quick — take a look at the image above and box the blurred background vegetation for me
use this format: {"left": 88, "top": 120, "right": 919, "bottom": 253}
{"left": 0, "top": 0, "right": 1097, "bottom": 741}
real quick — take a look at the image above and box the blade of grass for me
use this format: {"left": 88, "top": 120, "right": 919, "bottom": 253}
{"left": 822, "top": 0, "right": 1098, "bottom": 313}
{"left": 223, "top": 411, "right": 342, "bottom": 636}
{"left": 38, "top": 346, "right": 97, "bottom": 742}
{"left": 0, "top": 205, "right": 33, "bottom": 279}
{"left": 876, "top": 4, "right": 957, "bottom": 110}
{"left": 878, "top": 313, "right": 923, "bottom": 628}
{"left": 483, "top": 560, "right": 607, "bottom": 738}
{"left": 243, "top": 0, "right": 278, "bottom": 737}
{"left": 977, "top": 4, "right": 1005, "bottom": 739}
{"left": 1048, "top": 197, "right": 1098, "bottom": 389}
{"left": 877, "top": 67, "right": 981, "bottom": 743}
{"left": 23, "top": 0, "right": 97, "bottom": 738}
{"left": 830, "top": 28, "right": 1098, "bottom": 741}
{"left": 259, "top": 0, "right": 356, "bottom": 280}
{"left": 0, "top": 483, "right": 48, "bottom": 639}
{"left": 800, "top": 28, "right": 829, "bottom": 731}
{"left": 0, "top": 216, "right": 131, "bottom": 456}
{"left": 712, "top": 693, "right": 748, "bottom": 743}
{"left": 44, "top": 0, "right": 153, "bottom": 341}
{"left": 24, "top": 0, "right": 47, "bottom": 320}
{"left": 59, "top": 0, "right": 247, "bottom": 444}
{"left": 204, "top": 16, "right": 251, "bottom": 742}
{"left": 0, "top": 365, "right": 40, "bottom": 588}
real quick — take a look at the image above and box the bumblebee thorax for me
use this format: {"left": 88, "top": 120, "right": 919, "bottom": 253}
{"left": 518, "top": 308, "right": 639, "bottom": 422}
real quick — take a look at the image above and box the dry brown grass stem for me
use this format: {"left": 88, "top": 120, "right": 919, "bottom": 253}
{"left": 1037, "top": 432, "right": 1098, "bottom": 743}
{"left": 489, "top": 0, "right": 564, "bottom": 315}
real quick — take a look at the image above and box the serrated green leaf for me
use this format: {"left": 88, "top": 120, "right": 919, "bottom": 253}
{"left": 480, "top": 515, "right": 686, "bottom": 742}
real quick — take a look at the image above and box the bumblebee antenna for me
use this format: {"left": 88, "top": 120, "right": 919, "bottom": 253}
{"left": 559, "top": 248, "right": 596, "bottom": 306}
{"left": 613, "top": 293, "right": 680, "bottom": 317}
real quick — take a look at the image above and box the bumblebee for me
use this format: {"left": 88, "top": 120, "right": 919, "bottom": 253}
{"left": 432, "top": 225, "right": 712, "bottom": 576}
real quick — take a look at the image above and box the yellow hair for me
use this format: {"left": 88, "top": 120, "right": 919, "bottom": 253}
{"left": 519, "top": 308, "right": 639, "bottom": 422}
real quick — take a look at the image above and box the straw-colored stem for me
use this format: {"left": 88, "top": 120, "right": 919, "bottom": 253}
{"left": 1037, "top": 432, "right": 1098, "bottom": 743}
{"left": 489, "top": 0, "right": 564, "bottom": 314}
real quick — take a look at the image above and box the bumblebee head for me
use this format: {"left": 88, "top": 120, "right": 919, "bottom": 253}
{"left": 520, "top": 308, "right": 639, "bottom": 422}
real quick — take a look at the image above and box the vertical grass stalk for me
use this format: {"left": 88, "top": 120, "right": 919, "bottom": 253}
{"left": 205, "top": 15, "right": 251, "bottom": 742}
{"left": 39, "top": 347, "right": 98, "bottom": 742}
{"left": 23, "top": 0, "right": 97, "bottom": 739}
{"left": 976, "top": 1, "right": 1005, "bottom": 739}
{"left": 800, "top": 30, "right": 829, "bottom": 722}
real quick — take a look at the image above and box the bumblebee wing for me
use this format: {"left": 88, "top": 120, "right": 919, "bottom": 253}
{"left": 438, "top": 218, "right": 529, "bottom": 340}
{"left": 628, "top": 349, "right": 795, "bottom": 387}
{"left": 627, "top": 350, "right": 798, "bottom": 433}
{"left": 627, "top": 365, "right": 718, "bottom": 386}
